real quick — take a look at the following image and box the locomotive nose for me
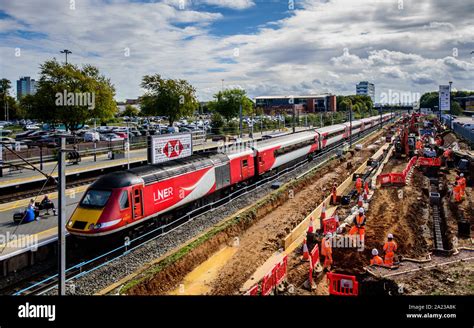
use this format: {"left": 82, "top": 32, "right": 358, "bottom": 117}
{"left": 67, "top": 207, "right": 103, "bottom": 232}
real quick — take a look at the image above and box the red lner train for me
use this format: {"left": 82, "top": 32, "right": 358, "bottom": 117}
{"left": 67, "top": 113, "right": 393, "bottom": 237}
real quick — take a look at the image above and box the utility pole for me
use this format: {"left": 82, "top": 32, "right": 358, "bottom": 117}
{"left": 93, "top": 118, "right": 97, "bottom": 162}
{"left": 221, "top": 79, "right": 224, "bottom": 92}
{"left": 349, "top": 102, "right": 353, "bottom": 148}
{"left": 449, "top": 81, "right": 453, "bottom": 129}
{"left": 380, "top": 107, "right": 383, "bottom": 130}
{"left": 60, "top": 49, "right": 72, "bottom": 64}
{"left": 239, "top": 103, "right": 243, "bottom": 138}
{"left": 58, "top": 137, "right": 66, "bottom": 295}
{"left": 126, "top": 121, "right": 130, "bottom": 170}
{"left": 292, "top": 107, "right": 296, "bottom": 133}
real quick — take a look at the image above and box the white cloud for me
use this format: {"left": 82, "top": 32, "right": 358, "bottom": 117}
{"left": 0, "top": 0, "right": 473, "bottom": 102}
{"left": 197, "top": 0, "right": 255, "bottom": 10}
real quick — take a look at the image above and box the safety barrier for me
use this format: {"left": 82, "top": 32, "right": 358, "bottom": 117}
{"left": 327, "top": 272, "right": 359, "bottom": 296}
{"left": 378, "top": 156, "right": 417, "bottom": 186}
{"left": 274, "top": 256, "right": 288, "bottom": 286}
{"left": 245, "top": 255, "right": 288, "bottom": 296}
{"left": 245, "top": 284, "right": 259, "bottom": 296}
{"left": 417, "top": 157, "right": 441, "bottom": 167}
{"left": 323, "top": 217, "right": 339, "bottom": 235}
{"left": 261, "top": 270, "right": 275, "bottom": 296}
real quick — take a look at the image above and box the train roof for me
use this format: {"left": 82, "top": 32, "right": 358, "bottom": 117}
{"left": 90, "top": 171, "right": 144, "bottom": 189}
{"left": 130, "top": 152, "right": 229, "bottom": 185}
{"left": 251, "top": 130, "right": 317, "bottom": 151}
{"left": 315, "top": 124, "right": 346, "bottom": 134}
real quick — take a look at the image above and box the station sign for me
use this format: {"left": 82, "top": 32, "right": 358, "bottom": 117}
{"left": 439, "top": 85, "right": 450, "bottom": 111}
{"left": 147, "top": 133, "right": 193, "bottom": 164}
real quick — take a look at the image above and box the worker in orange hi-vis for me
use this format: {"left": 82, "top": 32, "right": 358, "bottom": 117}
{"left": 458, "top": 173, "right": 466, "bottom": 198}
{"left": 415, "top": 138, "right": 423, "bottom": 154}
{"left": 331, "top": 183, "right": 338, "bottom": 205}
{"left": 320, "top": 232, "right": 333, "bottom": 271}
{"left": 453, "top": 181, "right": 462, "bottom": 202}
{"left": 355, "top": 175, "right": 363, "bottom": 195}
{"left": 383, "top": 234, "right": 398, "bottom": 267}
{"left": 364, "top": 181, "right": 370, "bottom": 196}
{"left": 349, "top": 208, "right": 366, "bottom": 242}
{"left": 370, "top": 249, "right": 384, "bottom": 266}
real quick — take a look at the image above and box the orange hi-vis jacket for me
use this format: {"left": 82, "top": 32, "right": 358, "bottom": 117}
{"left": 459, "top": 177, "right": 466, "bottom": 190}
{"left": 416, "top": 140, "right": 422, "bottom": 150}
{"left": 356, "top": 178, "right": 363, "bottom": 189}
{"left": 370, "top": 255, "right": 384, "bottom": 266}
{"left": 383, "top": 241, "right": 397, "bottom": 254}
{"left": 353, "top": 214, "right": 366, "bottom": 228}
{"left": 453, "top": 184, "right": 462, "bottom": 201}
{"left": 364, "top": 181, "right": 369, "bottom": 194}
{"left": 321, "top": 237, "right": 332, "bottom": 257}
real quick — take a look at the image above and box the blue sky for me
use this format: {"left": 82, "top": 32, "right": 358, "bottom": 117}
{"left": 0, "top": 0, "right": 473, "bottom": 102}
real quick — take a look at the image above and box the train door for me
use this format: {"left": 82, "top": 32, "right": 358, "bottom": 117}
{"left": 241, "top": 158, "right": 250, "bottom": 179}
{"left": 132, "top": 186, "right": 143, "bottom": 219}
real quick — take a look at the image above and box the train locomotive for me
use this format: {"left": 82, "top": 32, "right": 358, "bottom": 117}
{"left": 67, "top": 113, "right": 393, "bottom": 237}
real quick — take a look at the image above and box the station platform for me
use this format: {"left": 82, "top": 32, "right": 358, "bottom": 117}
{"left": 0, "top": 185, "right": 84, "bottom": 260}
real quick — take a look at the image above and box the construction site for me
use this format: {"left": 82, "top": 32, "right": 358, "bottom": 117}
{"left": 104, "top": 114, "right": 473, "bottom": 297}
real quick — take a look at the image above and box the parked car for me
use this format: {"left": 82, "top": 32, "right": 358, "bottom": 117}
{"left": 24, "top": 124, "right": 41, "bottom": 131}
{"left": 83, "top": 131, "right": 100, "bottom": 142}
{"left": 100, "top": 133, "right": 123, "bottom": 142}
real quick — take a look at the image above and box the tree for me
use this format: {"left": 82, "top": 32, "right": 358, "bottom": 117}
{"left": 207, "top": 88, "right": 253, "bottom": 121}
{"left": 26, "top": 59, "right": 116, "bottom": 131}
{"left": 0, "top": 78, "right": 24, "bottom": 120}
{"left": 122, "top": 104, "right": 139, "bottom": 117}
{"left": 140, "top": 74, "right": 198, "bottom": 126}
{"left": 451, "top": 101, "right": 463, "bottom": 115}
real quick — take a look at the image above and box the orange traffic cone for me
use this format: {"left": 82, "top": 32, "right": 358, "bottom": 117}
{"left": 307, "top": 217, "right": 314, "bottom": 233}
{"left": 320, "top": 203, "right": 326, "bottom": 220}
{"left": 301, "top": 238, "right": 310, "bottom": 262}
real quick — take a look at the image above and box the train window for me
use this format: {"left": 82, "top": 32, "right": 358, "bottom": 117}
{"left": 80, "top": 190, "right": 111, "bottom": 208}
{"left": 274, "top": 139, "right": 314, "bottom": 157}
{"left": 242, "top": 159, "right": 248, "bottom": 167}
{"left": 119, "top": 190, "right": 129, "bottom": 210}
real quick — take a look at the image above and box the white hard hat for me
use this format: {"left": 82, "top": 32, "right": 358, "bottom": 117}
{"left": 359, "top": 208, "right": 364, "bottom": 214}
{"left": 326, "top": 232, "right": 333, "bottom": 238}
{"left": 388, "top": 233, "right": 394, "bottom": 239}
{"left": 372, "top": 249, "right": 379, "bottom": 256}
{"left": 460, "top": 173, "right": 464, "bottom": 177}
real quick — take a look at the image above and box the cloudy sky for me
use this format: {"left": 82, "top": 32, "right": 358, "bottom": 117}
{"left": 0, "top": 0, "right": 473, "bottom": 103}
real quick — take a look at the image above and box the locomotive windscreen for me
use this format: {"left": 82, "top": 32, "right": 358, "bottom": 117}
{"left": 80, "top": 190, "right": 112, "bottom": 208}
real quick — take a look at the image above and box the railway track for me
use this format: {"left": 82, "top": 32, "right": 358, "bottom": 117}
{"left": 5, "top": 124, "right": 393, "bottom": 295}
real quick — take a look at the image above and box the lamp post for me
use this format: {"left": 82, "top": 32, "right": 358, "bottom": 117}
{"left": 449, "top": 81, "right": 453, "bottom": 129}
{"left": 60, "top": 49, "right": 72, "bottom": 64}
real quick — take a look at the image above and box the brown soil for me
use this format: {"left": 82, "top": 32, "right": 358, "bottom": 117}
{"left": 208, "top": 133, "right": 384, "bottom": 295}
{"left": 332, "top": 166, "right": 431, "bottom": 275}
{"left": 394, "top": 261, "right": 474, "bottom": 295}
{"left": 381, "top": 156, "right": 409, "bottom": 174}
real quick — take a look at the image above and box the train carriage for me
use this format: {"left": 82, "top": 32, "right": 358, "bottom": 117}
{"left": 315, "top": 124, "right": 348, "bottom": 149}
{"left": 251, "top": 131, "right": 319, "bottom": 175}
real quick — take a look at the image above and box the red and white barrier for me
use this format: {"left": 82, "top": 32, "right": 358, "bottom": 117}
{"left": 244, "top": 255, "right": 288, "bottom": 296}
{"left": 327, "top": 272, "right": 359, "bottom": 296}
